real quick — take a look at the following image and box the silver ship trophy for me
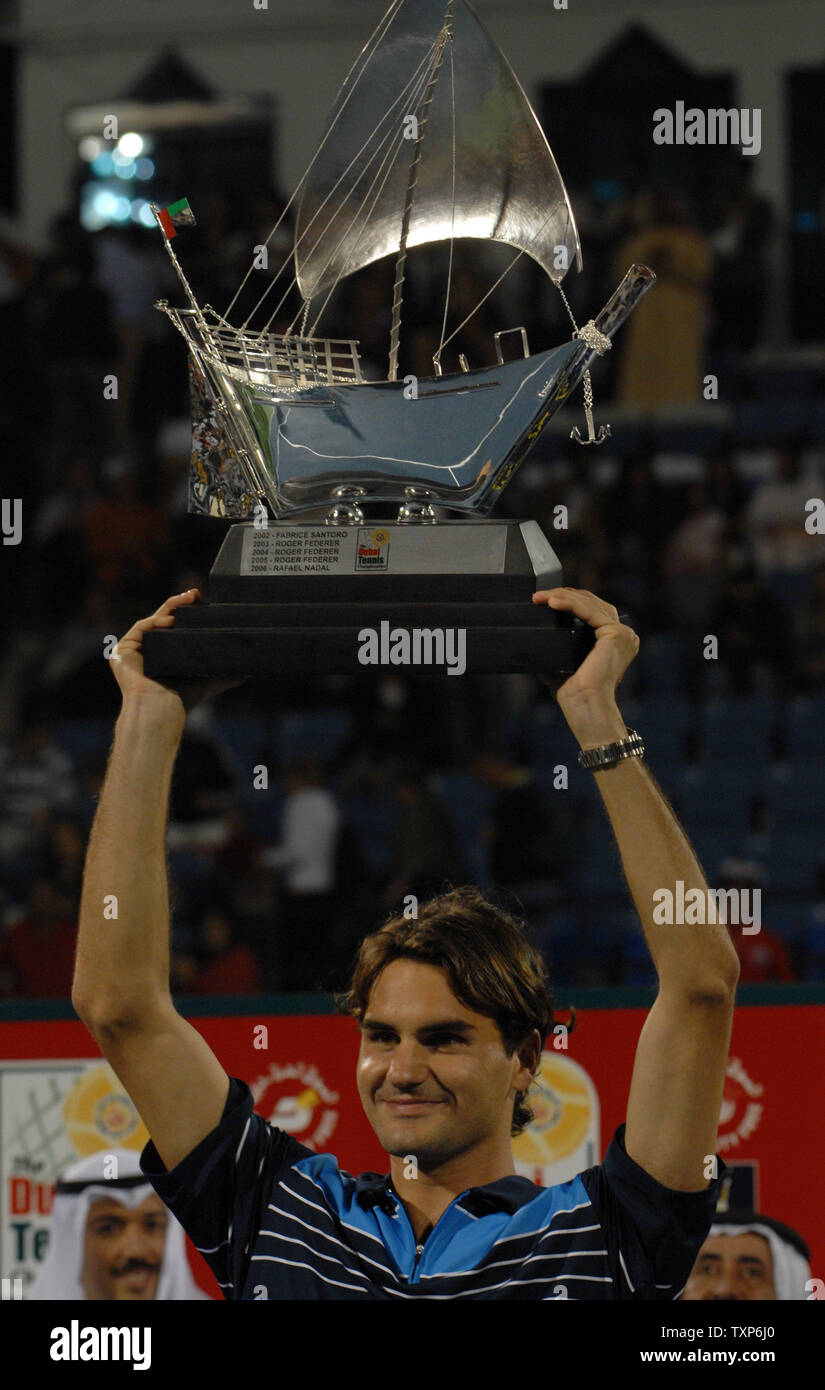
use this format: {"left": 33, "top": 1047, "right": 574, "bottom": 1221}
{"left": 142, "top": 0, "right": 654, "bottom": 681}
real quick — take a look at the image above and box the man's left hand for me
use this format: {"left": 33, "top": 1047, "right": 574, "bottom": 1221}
{"left": 533, "top": 588, "right": 640, "bottom": 747}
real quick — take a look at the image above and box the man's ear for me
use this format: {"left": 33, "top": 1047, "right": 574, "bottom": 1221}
{"left": 515, "top": 1028, "right": 543, "bottom": 1088}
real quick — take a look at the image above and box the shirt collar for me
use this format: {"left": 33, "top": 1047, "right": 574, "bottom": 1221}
{"left": 355, "top": 1171, "right": 539, "bottom": 1217}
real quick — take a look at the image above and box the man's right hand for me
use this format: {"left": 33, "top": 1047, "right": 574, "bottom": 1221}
{"left": 110, "top": 590, "right": 245, "bottom": 716}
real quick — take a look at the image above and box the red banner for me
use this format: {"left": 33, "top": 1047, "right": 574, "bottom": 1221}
{"left": 0, "top": 1003, "right": 820, "bottom": 1298}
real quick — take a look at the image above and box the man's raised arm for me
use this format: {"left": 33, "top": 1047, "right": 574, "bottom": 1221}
{"left": 534, "top": 588, "right": 739, "bottom": 1193}
{"left": 72, "top": 591, "right": 231, "bottom": 1171}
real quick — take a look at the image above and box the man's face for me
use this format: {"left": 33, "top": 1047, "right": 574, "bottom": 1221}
{"left": 356, "top": 959, "right": 532, "bottom": 1171}
{"left": 681, "top": 1233, "right": 775, "bottom": 1300}
{"left": 81, "top": 1194, "right": 168, "bottom": 1300}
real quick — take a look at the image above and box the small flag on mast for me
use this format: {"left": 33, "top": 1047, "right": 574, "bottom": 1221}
{"left": 157, "top": 198, "right": 196, "bottom": 240}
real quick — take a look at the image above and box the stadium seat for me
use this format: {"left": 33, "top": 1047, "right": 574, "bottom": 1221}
{"left": 216, "top": 715, "right": 271, "bottom": 771}
{"left": 278, "top": 709, "right": 353, "bottom": 765}
{"left": 762, "top": 831, "right": 820, "bottom": 894}
{"left": 745, "top": 366, "right": 822, "bottom": 401}
{"left": 806, "top": 400, "right": 825, "bottom": 445}
{"left": 527, "top": 704, "right": 571, "bottom": 767}
{"left": 636, "top": 633, "right": 686, "bottom": 695}
{"left": 653, "top": 422, "right": 725, "bottom": 455}
{"left": 673, "top": 764, "right": 761, "bottom": 831}
{"left": 699, "top": 695, "right": 776, "bottom": 763}
{"left": 431, "top": 771, "right": 492, "bottom": 886}
{"left": 337, "top": 791, "right": 399, "bottom": 879}
{"left": 52, "top": 719, "right": 112, "bottom": 763}
{"left": 734, "top": 399, "right": 811, "bottom": 445}
{"left": 786, "top": 698, "right": 825, "bottom": 761}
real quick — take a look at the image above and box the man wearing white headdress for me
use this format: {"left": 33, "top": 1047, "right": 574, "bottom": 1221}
{"left": 681, "top": 1210, "right": 811, "bottom": 1300}
{"left": 31, "top": 1148, "right": 211, "bottom": 1300}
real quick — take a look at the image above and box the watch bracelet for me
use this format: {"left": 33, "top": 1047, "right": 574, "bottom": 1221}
{"left": 577, "top": 727, "right": 645, "bottom": 771}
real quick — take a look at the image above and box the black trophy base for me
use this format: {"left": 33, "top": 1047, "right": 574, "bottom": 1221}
{"left": 142, "top": 520, "right": 595, "bottom": 679}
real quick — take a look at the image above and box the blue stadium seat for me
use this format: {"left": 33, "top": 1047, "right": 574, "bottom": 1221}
{"left": 571, "top": 840, "right": 625, "bottom": 897}
{"left": 734, "top": 399, "right": 811, "bottom": 445}
{"left": 698, "top": 695, "right": 776, "bottom": 763}
{"left": 801, "top": 906, "right": 825, "bottom": 971}
{"left": 764, "top": 898, "right": 810, "bottom": 941}
{"left": 611, "top": 910, "right": 656, "bottom": 985}
{"left": 806, "top": 400, "right": 825, "bottom": 445}
{"left": 768, "top": 777, "right": 825, "bottom": 824}
{"left": 631, "top": 693, "right": 691, "bottom": 767}
{"left": 654, "top": 422, "right": 725, "bottom": 455}
{"left": 527, "top": 705, "right": 571, "bottom": 767}
{"left": 216, "top": 715, "right": 270, "bottom": 771}
{"left": 787, "top": 698, "right": 825, "bottom": 762}
{"left": 636, "top": 633, "right": 686, "bottom": 694}
{"left": 277, "top": 709, "right": 353, "bottom": 765}
{"left": 431, "top": 771, "right": 492, "bottom": 886}
{"left": 535, "top": 911, "right": 576, "bottom": 978}
{"left": 673, "top": 765, "right": 760, "bottom": 831}
{"left": 52, "top": 719, "right": 112, "bottom": 763}
{"left": 746, "top": 367, "right": 822, "bottom": 401}
{"left": 338, "top": 791, "right": 399, "bottom": 879}
{"left": 762, "top": 832, "right": 820, "bottom": 894}
{"left": 244, "top": 783, "right": 284, "bottom": 839}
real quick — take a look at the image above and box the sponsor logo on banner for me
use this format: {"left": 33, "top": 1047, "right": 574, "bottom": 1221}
{"left": 512, "top": 1052, "right": 600, "bottom": 1187}
{"left": 0, "top": 1061, "right": 149, "bottom": 1297}
{"left": 250, "top": 1061, "right": 339, "bottom": 1150}
{"left": 356, "top": 527, "right": 390, "bottom": 570}
{"left": 717, "top": 1056, "right": 764, "bottom": 1152}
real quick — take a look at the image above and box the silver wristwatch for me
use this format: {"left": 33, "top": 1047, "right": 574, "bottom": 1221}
{"left": 577, "top": 728, "right": 644, "bottom": 771}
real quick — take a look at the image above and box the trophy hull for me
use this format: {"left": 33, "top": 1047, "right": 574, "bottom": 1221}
{"left": 236, "top": 340, "right": 585, "bottom": 516}
{"left": 167, "top": 265, "right": 655, "bottom": 519}
{"left": 186, "top": 335, "right": 587, "bottom": 519}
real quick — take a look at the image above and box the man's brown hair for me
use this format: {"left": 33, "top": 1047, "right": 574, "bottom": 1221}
{"left": 341, "top": 885, "right": 558, "bottom": 1135}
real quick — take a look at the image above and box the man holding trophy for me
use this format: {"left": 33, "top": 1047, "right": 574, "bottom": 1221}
{"left": 71, "top": 585, "right": 739, "bottom": 1299}
{"left": 72, "top": 0, "right": 739, "bottom": 1300}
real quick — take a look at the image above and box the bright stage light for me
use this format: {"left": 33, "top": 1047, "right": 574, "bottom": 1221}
{"left": 118, "top": 132, "right": 145, "bottom": 159}
{"left": 78, "top": 136, "right": 104, "bottom": 162}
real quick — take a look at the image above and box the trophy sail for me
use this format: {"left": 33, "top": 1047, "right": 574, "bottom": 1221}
{"left": 293, "top": 0, "right": 582, "bottom": 308}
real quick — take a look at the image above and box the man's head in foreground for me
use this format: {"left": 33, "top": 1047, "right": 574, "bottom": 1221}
{"left": 681, "top": 1211, "right": 811, "bottom": 1300}
{"left": 31, "top": 1148, "right": 207, "bottom": 1300}
{"left": 342, "top": 886, "right": 555, "bottom": 1179}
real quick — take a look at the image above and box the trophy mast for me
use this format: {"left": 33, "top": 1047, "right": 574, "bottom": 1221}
{"left": 387, "top": 0, "right": 456, "bottom": 383}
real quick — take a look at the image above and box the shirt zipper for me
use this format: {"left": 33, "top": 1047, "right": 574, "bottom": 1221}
{"left": 409, "top": 1224, "right": 433, "bottom": 1284}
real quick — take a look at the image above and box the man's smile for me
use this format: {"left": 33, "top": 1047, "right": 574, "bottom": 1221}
{"left": 381, "top": 1097, "right": 445, "bottom": 1113}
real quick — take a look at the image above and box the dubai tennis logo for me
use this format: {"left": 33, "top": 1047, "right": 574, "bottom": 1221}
{"left": 62, "top": 1064, "right": 149, "bottom": 1154}
{"left": 251, "top": 1062, "right": 339, "bottom": 1150}
{"left": 356, "top": 527, "right": 390, "bottom": 570}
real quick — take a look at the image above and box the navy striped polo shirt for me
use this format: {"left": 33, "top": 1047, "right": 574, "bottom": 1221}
{"left": 140, "top": 1076, "right": 726, "bottom": 1300}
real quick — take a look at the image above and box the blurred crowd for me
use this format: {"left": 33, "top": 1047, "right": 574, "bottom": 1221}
{"left": 1, "top": 169, "right": 824, "bottom": 1001}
